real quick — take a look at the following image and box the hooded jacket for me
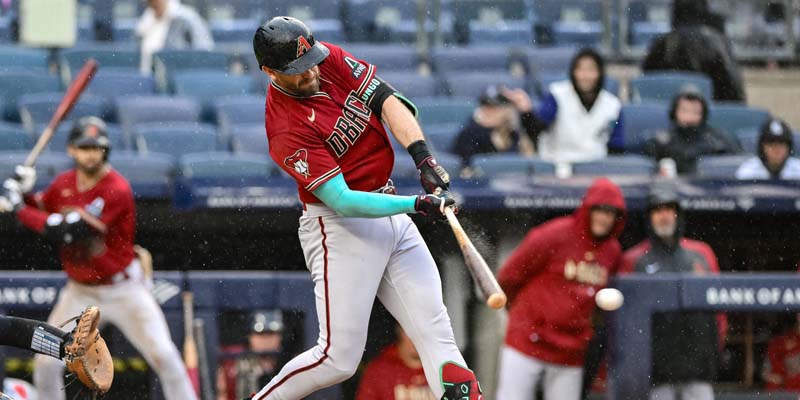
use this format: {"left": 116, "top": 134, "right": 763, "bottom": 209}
{"left": 620, "top": 198, "right": 726, "bottom": 385}
{"left": 498, "top": 178, "right": 626, "bottom": 366}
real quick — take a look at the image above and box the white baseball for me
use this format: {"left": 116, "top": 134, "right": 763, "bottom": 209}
{"left": 595, "top": 288, "right": 624, "bottom": 311}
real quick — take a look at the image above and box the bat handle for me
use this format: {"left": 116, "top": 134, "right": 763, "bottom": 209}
{"left": 487, "top": 292, "right": 508, "bottom": 309}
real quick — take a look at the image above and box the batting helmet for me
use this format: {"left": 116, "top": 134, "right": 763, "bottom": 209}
{"left": 68, "top": 116, "right": 111, "bottom": 158}
{"left": 253, "top": 16, "right": 330, "bottom": 75}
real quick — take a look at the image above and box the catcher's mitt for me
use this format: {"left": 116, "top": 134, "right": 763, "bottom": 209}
{"left": 63, "top": 306, "right": 113, "bottom": 394}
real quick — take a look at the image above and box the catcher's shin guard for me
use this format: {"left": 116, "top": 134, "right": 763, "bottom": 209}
{"left": 440, "top": 361, "right": 483, "bottom": 400}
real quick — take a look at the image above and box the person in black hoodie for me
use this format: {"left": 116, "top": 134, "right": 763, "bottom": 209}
{"left": 645, "top": 88, "right": 741, "bottom": 174}
{"left": 642, "top": 0, "right": 746, "bottom": 102}
{"left": 619, "top": 186, "right": 727, "bottom": 400}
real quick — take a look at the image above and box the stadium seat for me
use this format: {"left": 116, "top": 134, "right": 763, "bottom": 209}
{"left": 343, "top": 0, "right": 421, "bottom": 42}
{"left": 467, "top": 22, "right": 534, "bottom": 45}
{"left": 133, "top": 123, "right": 219, "bottom": 159}
{"left": 379, "top": 72, "right": 443, "bottom": 98}
{"left": 179, "top": 151, "right": 275, "bottom": 179}
{"left": 0, "top": 46, "right": 49, "bottom": 71}
{"left": 524, "top": 47, "right": 578, "bottom": 76}
{"left": 59, "top": 48, "right": 140, "bottom": 81}
{"left": 471, "top": 153, "right": 555, "bottom": 177}
{"left": 534, "top": 1, "right": 603, "bottom": 46}
{"left": 266, "top": 0, "right": 346, "bottom": 43}
{"left": 85, "top": 71, "right": 157, "bottom": 103}
{"left": 172, "top": 71, "right": 256, "bottom": 122}
{"left": 736, "top": 128, "right": 759, "bottom": 154}
{"left": 345, "top": 44, "right": 426, "bottom": 72}
{"left": 415, "top": 97, "right": 475, "bottom": 126}
{"left": 18, "top": 93, "right": 107, "bottom": 134}
{"left": 629, "top": 72, "right": 713, "bottom": 103}
{"left": 707, "top": 103, "right": 770, "bottom": 140}
{"left": 696, "top": 155, "right": 754, "bottom": 179}
{"left": 443, "top": 72, "right": 527, "bottom": 98}
{"left": 627, "top": 0, "right": 670, "bottom": 47}
{"left": 229, "top": 124, "right": 268, "bottom": 155}
{"left": 108, "top": 150, "right": 175, "bottom": 199}
{"left": 211, "top": 19, "right": 261, "bottom": 43}
{"left": 619, "top": 103, "right": 671, "bottom": 154}
{"left": 0, "top": 72, "right": 61, "bottom": 121}
{"left": 431, "top": 46, "right": 513, "bottom": 73}
{"left": 0, "top": 151, "right": 71, "bottom": 187}
{"left": 115, "top": 96, "right": 201, "bottom": 129}
{"left": 0, "top": 123, "right": 31, "bottom": 151}
{"left": 423, "top": 123, "right": 462, "bottom": 153}
{"left": 214, "top": 96, "right": 267, "bottom": 136}
{"left": 152, "top": 50, "right": 232, "bottom": 92}
{"left": 450, "top": 0, "right": 531, "bottom": 44}
{"left": 572, "top": 155, "right": 656, "bottom": 176}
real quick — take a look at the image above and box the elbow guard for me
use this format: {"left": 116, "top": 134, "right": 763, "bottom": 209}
{"left": 43, "top": 212, "right": 94, "bottom": 245}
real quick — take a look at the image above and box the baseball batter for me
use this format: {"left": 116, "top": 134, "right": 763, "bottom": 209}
{"left": 249, "top": 17, "right": 482, "bottom": 400}
{"left": 0, "top": 117, "right": 197, "bottom": 400}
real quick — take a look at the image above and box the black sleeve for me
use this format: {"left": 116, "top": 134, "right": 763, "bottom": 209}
{"left": 520, "top": 111, "right": 549, "bottom": 148}
{"left": 0, "top": 315, "right": 69, "bottom": 359}
{"left": 581, "top": 313, "right": 608, "bottom": 399}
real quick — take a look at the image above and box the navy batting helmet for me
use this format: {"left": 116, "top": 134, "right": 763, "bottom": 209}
{"left": 68, "top": 116, "right": 110, "bottom": 160}
{"left": 253, "top": 16, "right": 330, "bottom": 75}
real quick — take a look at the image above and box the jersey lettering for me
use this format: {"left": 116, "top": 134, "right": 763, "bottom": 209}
{"left": 344, "top": 56, "right": 367, "bottom": 79}
{"left": 325, "top": 91, "right": 373, "bottom": 157}
{"left": 360, "top": 77, "right": 381, "bottom": 105}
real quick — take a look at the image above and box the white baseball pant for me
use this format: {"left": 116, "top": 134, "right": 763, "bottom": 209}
{"left": 253, "top": 204, "right": 467, "bottom": 400}
{"left": 650, "top": 382, "right": 714, "bottom": 400}
{"left": 496, "top": 346, "right": 583, "bottom": 400}
{"left": 34, "top": 260, "right": 197, "bottom": 400}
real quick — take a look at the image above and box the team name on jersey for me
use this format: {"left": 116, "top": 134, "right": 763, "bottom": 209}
{"left": 563, "top": 259, "right": 608, "bottom": 286}
{"left": 325, "top": 91, "right": 372, "bottom": 157}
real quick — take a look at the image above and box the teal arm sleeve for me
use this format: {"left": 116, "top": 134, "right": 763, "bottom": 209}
{"left": 313, "top": 174, "right": 417, "bottom": 218}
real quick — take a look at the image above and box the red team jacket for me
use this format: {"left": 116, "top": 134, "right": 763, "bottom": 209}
{"left": 497, "top": 178, "right": 626, "bottom": 366}
{"left": 266, "top": 42, "right": 398, "bottom": 204}
{"left": 764, "top": 328, "right": 800, "bottom": 391}
{"left": 16, "top": 169, "right": 136, "bottom": 284}
{"left": 356, "top": 344, "right": 435, "bottom": 400}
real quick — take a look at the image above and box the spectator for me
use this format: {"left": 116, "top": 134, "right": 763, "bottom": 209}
{"left": 502, "top": 48, "right": 623, "bottom": 164}
{"left": 451, "top": 85, "right": 534, "bottom": 172}
{"left": 496, "top": 178, "right": 627, "bottom": 400}
{"left": 135, "top": 0, "right": 215, "bottom": 74}
{"left": 356, "top": 324, "right": 435, "bottom": 400}
{"left": 642, "top": 0, "right": 746, "bottom": 102}
{"left": 620, "top": 186, "right": 727, "bottom": 400}
{"left": 217, "top": 310, "right": 286, "bottom": 400}
{"left": 763, "top": 315, "right": 800, "bottom": 391}
{"left": 645, "top": 89, "right": 741, "bottom": 175}
{"left": 736, "top": 118, "right": 800, "bottom": 180}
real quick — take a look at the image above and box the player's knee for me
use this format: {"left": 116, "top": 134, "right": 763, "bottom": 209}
{"left": 327, "top": 361, "right": 359, "bottom": 383}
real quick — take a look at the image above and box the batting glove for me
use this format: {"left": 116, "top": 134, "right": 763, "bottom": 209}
{"left": 0, "top": 179, "right": 23, "bottom": 213}
{"left": 415, "top": 193, "right": 455, "bottom": 217}
{"left": 13, "top": 165, "right": 36, "bottom": 194}
{"left": 407, "top": 140, "right": 450, "bottom": 194}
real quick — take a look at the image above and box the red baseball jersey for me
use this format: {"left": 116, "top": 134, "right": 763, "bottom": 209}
{"left": 265, "top": 42, "right": 397, "bottom": 204}
{"left": 764, "top": 328, "right": 800, "bottom": 391}
{"left": 16, "top": 169, "right": 136, "bottom": 284}
{"left": 356, "top": 344, "right": 435, "bottom": 400}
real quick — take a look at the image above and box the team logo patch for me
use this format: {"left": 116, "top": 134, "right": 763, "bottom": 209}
{"left": 343, "top": 56, "right": 366, "bottom": 79}
{"left": 297, "top": 35, "right": 312, "bottom": 58}
{"left": 284, "top": 149, "right": 310, "bottom": 178}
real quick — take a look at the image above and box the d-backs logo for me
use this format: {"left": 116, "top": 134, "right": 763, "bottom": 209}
{"left": 297, "top": 35, "right": 312, "bottom": 58}
{"left": 325, "top": 92, "right": 372, "bottom": 157}
{"left": 284, "top": 149, "right": 310, "bottom": 178}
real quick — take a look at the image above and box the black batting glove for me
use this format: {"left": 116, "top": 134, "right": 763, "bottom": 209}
{"left": 407, "top": 140, "right": 450, "bottom": 194}
{"left": 415, "top": 193, "right": 455, "bottom": 218}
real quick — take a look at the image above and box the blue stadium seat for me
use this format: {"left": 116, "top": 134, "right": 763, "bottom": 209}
{"left": 229, "top": 124, "right": 268, "bottom": 155}
{"left": 172, "top": 71, "right": 256, "bottom": 121}
{"left": 59, "top": 48, "right": 140, "bottom": 81}
{"left": 468, "top": 22, "right": 533, "bottom": 45}
{"left": 345, "top": 44, "right": 425, "bottom": 72}
{"left": 0, "top": 46, "right": 49, "bottom": 70}
{"left": 696, "top": 155, "right": 754, "bottom": 179}
{"left": 534, "top": 1, "right": 603, "bottom": 46}
{"left": 471, "top": 153, "right": 555, "bottom": 177}
{"left": 450, "top": 0, "right": 530, "bottom": 45}
{"left": 619, "top": 103, "right": 671, "bottom": 153}
{"left": 735, "top": 128, "right": 758, "bottom": 154}
{"left": 707, "top": 104, "right": 770, "bottom": 140}
{"left": 115, "top": 96, "right": 201, "bottom": 129}
{"left": 443, "top": 73, "right": 527, "bottom": 98}
{"left": 379, "top": 72, "right": 442, "bottom": 98}
{"left": 627, "top": 0, "right": 670, "bottom": 47}
{"left": 415, "top": 97, "right": 475, "bottom": 126}
{"left": 571, "top": 155, "right": 656, "bottom": 176}
{"left": 629, "top": 72, "right": 713, "bottom": 103}
{"left": 18, "top": 93, "right": 107, "bottom": 134}
{"left": 85, "top": 71, "right": 156, "bottom": 103}
{"left": 109, "top": 150, "right": 175, "bottom": 199}
{"left": 431, "top": 46, "right": 513, "bottom": 73}
{"left": 0, "top": 72, "right": 61, "bottom": 121}
{"left": 152, "top": 50, "right": 232, "bottom": 91}
{"left": 0, "top": 123, "right": 31, "bottom": 151}
{"left": 266, "top": 0, "right": 346, "bottom": 43}
{"left": 0, "top": 151, "right": 72, "bottom": 186}
{"left": 524, "top": 46, "right": 578, "bottom": 77}
{"left": 214, "top": 96, "right": 266, "bottom": 136}
{"left": 211, "top": 19, "right": 261, "bottom": 43}
{"left": 393, "top": 151, "right": 460, "bottom": 179}
{"left": 179, "top": 151, "right": 275, "bottom": 180}
{"left": 343, "top": 0, "right": 421, "bottom": 42}
{"left": 133, "top": 123, "right": 219, "bottom": 158}
{"left": 423, "top": 123, "right": 462, "bottom": 153}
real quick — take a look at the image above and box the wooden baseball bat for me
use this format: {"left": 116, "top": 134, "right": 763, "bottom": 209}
{"left": 193, "top": 319, "right": 214, "bottom": 400}
{"left": 444, "top": 207, "right": 507, "bottom": 309}
{"left": 24, "top": 59, "right": 98, "bottom": 167}
{"left": 183, "top": 291, "right": 201, "bottom": 395}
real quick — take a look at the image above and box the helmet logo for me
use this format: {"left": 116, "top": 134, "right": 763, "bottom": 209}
{"left": 297, "top": 36, "right": 312, "bottom": 58}
{"left": 86, "top": 125, "right": 99, "bottom": 138}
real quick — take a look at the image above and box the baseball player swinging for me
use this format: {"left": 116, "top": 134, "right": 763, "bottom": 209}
{"left": 249, "top": 17, "right": 483, "bottom": 400}
{"left": 0, "top": 117, "right": 197, "bottom": 400}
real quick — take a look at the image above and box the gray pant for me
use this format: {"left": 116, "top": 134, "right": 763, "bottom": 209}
{"left": 253, "top": 204, "right": 467, "bottom": 400}
{"left": 496, "top": 346, "right": 583, "bottom": 400}
{"left": 650, "top": 382, "right": 714, "bottom": 400}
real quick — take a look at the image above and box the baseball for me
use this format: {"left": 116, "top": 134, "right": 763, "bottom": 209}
{"left": 595, "top": 288, "right": 624, "bottom": 311}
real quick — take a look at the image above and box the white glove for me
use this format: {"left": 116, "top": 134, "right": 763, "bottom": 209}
{"left": 1, "top": 179, "right": 23, "bottom": 213}
{"left": 14, "top": 165, "right": 36, "bottom": 194}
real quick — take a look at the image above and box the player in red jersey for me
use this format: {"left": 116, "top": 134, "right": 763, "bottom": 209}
{"left": 356, "top": 324, "right": 436, "bottom": 400}
{"left": 763, "top": 315, "right": 800, "bottom": 391}
{"left": 496, "top": 178, "right": 627, "bottom": 400}
{"left": 0, "top": 117, "right": 197, "bottom": 400}
{"left": 248, "top": 17, "right": 482, "bottom": 400}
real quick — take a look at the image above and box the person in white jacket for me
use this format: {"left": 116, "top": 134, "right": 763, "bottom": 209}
{"left": 135, "top": 0, "right": 215, "bottom": 74}
{"left": 502, "top": 48, "right": 623, "bottom": 164}
{"left": 736, "top": 118, "right": 800, "bottom": 180}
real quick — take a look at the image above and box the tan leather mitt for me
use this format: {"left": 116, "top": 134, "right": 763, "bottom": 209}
{"left": 63, "top": 306, "right": 114, "bottom": 394}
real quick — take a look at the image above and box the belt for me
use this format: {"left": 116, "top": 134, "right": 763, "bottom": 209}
{"left": 91, "top": 259, "right": 143, "bottom": 285}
